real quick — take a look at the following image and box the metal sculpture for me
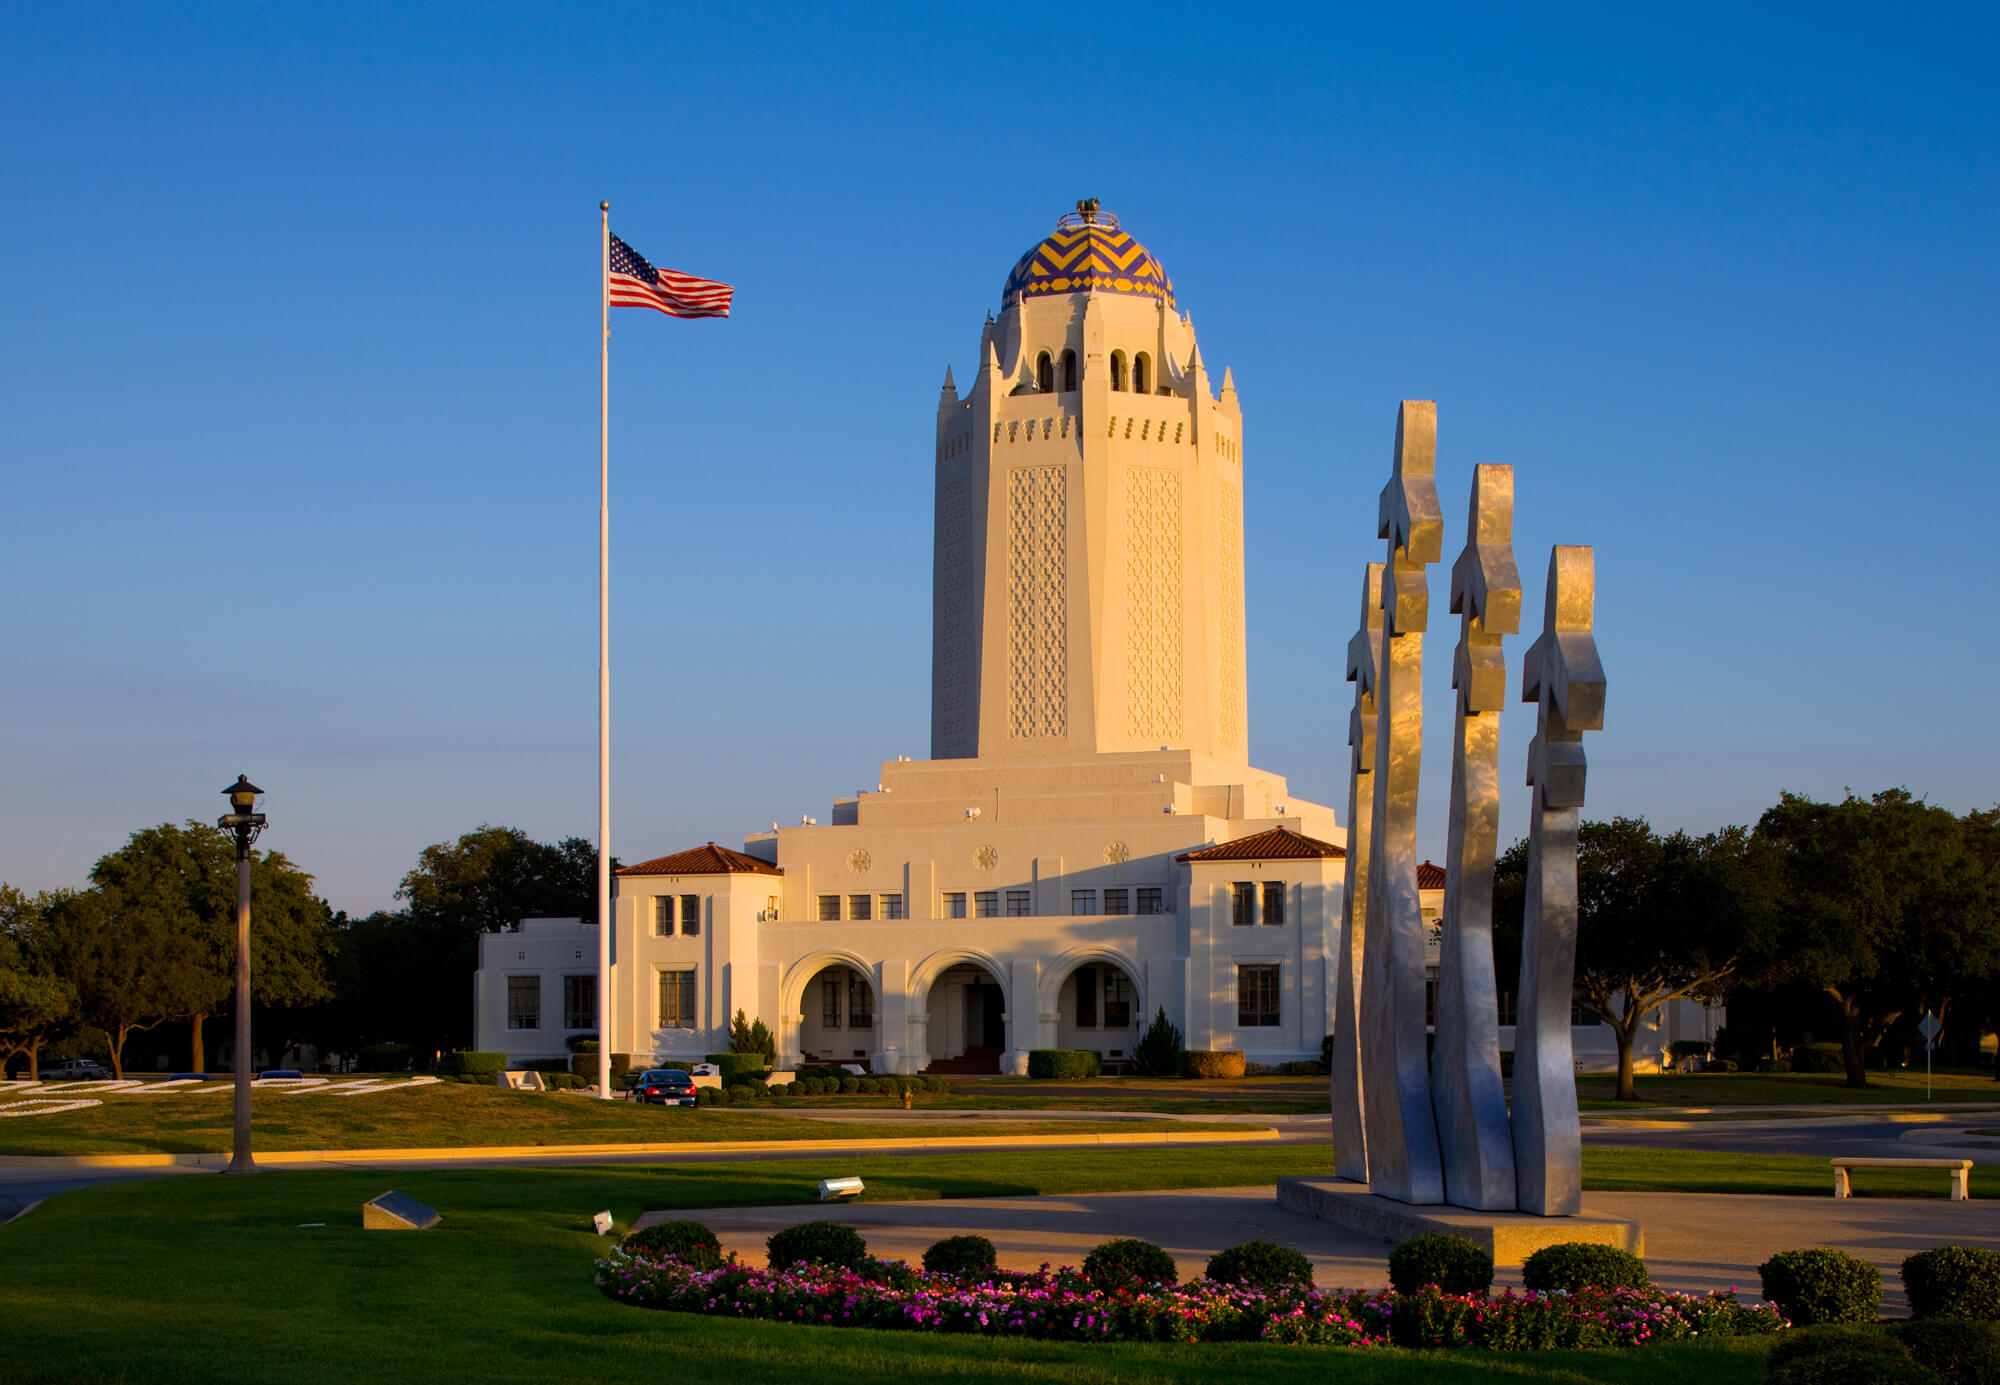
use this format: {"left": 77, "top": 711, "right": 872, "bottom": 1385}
{"left": 1431, "top": 465, "right": 1521, "bottom": 1210}
{"left": 1510, "top": 545, "right": 1607, "bottom": 1216}
{"left": 1359, "top": 401, "right": 1445, "bottom": 1206}
{"left": 1330, "top": 561, "right": 1384, "bottom": 1183}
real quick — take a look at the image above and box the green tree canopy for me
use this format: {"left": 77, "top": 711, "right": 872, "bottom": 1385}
{"left": 0, "top": 885, "right": 78, "bottom": 1078}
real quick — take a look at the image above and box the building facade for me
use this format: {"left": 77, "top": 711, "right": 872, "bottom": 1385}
{"left": 472, "top": 203, "right": 1717, "bottom": 1076}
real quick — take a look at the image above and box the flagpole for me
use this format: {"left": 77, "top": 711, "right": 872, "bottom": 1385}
{"left": 596, "top": 200, "right": 613, "bottom": 1101}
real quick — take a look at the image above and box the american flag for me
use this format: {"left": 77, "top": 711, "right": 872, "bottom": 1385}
{"left": 607, "top": 233, "right": 733, "bottom": 319}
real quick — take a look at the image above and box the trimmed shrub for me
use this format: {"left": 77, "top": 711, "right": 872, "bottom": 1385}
{"left": 543, "top": 1072, "right": 585, "bottom": 1090}
{"left": 569, "top": 1051, "right": 632, "bottom": 1083}
{"left": 796, "top": 1064, "right": 848, "bottom": 1082}
{"left": 1904, "top": 1247, "right": 2000, "bottom": 1322}
{"left": 565, "top": 1033, "right": 599, "bottom": 1053}
{"left": 1760, "top": 1057, "right": 1795, "bottom": 1074}
{"left": 1900, "top": 1319, "right": 2000, "bottom": 1384}
{"left": 444, "top": 1050, "right": 507, "bottom": 1079}
{"left": 357, "top": 1042, "right": 411, "bottom": 1072}
{"left": 922, "top": 1234, "right": 998, "bottom": 1277}
{"left": 1766, "top": 1327, "right": 1935, "bottom": 1385}
{"left": 1204, "top": 1240, "right": 1313, "bottom": 1290}
{"left": 1276, "top": 1060, "right": 1321, "bottom": 1077}
{"left": 1180, "top": 1049, "right": 1247, "bottom": 1079}
{"left": 838, "top": 1075, "right": 861, "bottom": 1094}
{"left": 522, "top": 1057, "right": 571, "bottom": 1073}
{"left": 1520, "top": 1242, "right": 1650, "bottom": 1294}
{"left": 623, "top": 1219, "right": 722, "bottom": 1268}
{"left": 765, "top": 1082, "right": 790, "bottom": 1097}
{"left": 1792, "top": 1043, "right": 1848, "bottom": 1075}
{"left": 766, "top": 1221, "right": 868, "bottom": 1271}
{"left": 1388, "top": 1234, "right": 1495, "bottom": 1296}
{"left": 704, "top": 1053, "right": 771, "bottom": 1085}
{"left": 696, "top": 1086, "right": 720, "bottom": 1107}
{"left": 1130, "top": 1007, "right": 1185, "bottom": 1077}
{"left": 860, "top": 1259, "right": 920, "bottom": 1293}
{"left": 1026, "top": 1049, "right": 1103, "bottom": 1080}
{"left": 1081, "top": 1238, "right": 1178, "bottom": 1291}
{"left": 923, "top": 1074, "right": 951, "bottom": 1093}
{"left": 1761, "top": 1248, "right": 1884, "bottom": 1326}
{"left": 724, "top": 1083, "right": 754, "bottom": 1103}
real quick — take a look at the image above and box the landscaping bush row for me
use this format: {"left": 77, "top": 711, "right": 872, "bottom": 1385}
{"left": 599, "top": 1229, "right": 1784, "bottom": 1349}
{"left": 1026, "top": 1049, "right": 1102, "bottom": 1080}
{"left": 689, "top": 1073, "right": 952, "bottom": 1105}
{"left": 1760, "top": 1245, "right": 2000, "bottom": 1327}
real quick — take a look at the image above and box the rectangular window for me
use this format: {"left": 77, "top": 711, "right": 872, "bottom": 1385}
{"left": 1262, "top": 881, "right": 1285, "bottom": 927}
{"left": 1103, "top": 888, "right": 1130, "bottom": 915}
{"left": 1237, "top": 964, "right": 1281, "bottom": 1027}
{"left": 821, "top": 975, "right": 842, "bottom": 1028}
{"left": 658, "top": 969, "right": 696, "bottom": 1029}
{"left": 680, "top": 894, "right": 701, "bottom": 936}
{"left": 975, "top": 890, "right": 1000, "bottom": 918}
{"left": 1005, "top": 889, "right": 1031, "bottom": 916}
{"left": 1103, "top": 971, "right": 1133, "bottom": 1028}
{"left": 1137, "top": 887, "right": 1163, "bottom": 915}
{"left": 562, "top": 974, "right": 595, "bottom": 1030}
{"left": 881, "top": 893, "right": 904, "bottom": 920}
{"left": 652, "top": 896, "right": 673, "bottom": 937}
{"left": 848, "top": 975, "right": 874, "bottom": 1028}
{"left": 1074, "top": 965, "right": 1097, "bottom": 1027}
{"left": 1232, "top": 882, "right": 1257, "bottom": 927}
{"left": 943, "top": 892, "right": 967, "bottom": 918}
{"left": 506, "top": 975, "right": 540, "bottom": 1030}
{"left": 849, "top": 893, "right": 872, "bottom": 921}
{"left": 819, "top": 894, "right": 841, "bottom": 922}
{"left": 1071, "top": 890, "right": 1097, "bottom": 916}
{"left": 766, "top": 895, "right": 781, "bottom": 921}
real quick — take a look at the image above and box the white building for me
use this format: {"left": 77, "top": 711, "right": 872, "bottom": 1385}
{"left": 473, "top": 202, "right": 1717, "bottom": 1077}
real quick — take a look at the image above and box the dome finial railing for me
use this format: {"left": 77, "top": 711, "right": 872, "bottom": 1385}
{"left": 1056, "top": 198, "right": 1117, "bottom": 233}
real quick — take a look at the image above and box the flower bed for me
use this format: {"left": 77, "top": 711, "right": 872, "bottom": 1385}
{"left": 595, "top": 1249, "right": 1786, "bottom": 1351}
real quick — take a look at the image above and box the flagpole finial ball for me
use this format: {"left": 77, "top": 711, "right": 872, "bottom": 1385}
{"left": 600, "top": 201, "right": 610, "bottom": 211}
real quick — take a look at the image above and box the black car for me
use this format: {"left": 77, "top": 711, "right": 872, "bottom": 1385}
{"left": 632, "top": 1069, "right": 697, "bottom": 1107}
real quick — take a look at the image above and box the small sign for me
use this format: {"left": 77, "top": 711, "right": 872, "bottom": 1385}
{"left": 592, "top": 1211, "right": 613, "bottom": 1235}
{"left": 1919, "top": 1013, "right": 1943, "bottom": 1047}
{"left": 363, "top": 1191, "right": 441, "bottom": 1231}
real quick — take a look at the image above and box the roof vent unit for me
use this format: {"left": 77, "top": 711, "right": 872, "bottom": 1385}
{"left": 965, "top": 807, "right": 982, "bottom": 819}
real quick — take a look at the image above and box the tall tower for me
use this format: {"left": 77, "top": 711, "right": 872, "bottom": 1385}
{"left": 930, "top": 202, "right": 1248, "bottom": 765}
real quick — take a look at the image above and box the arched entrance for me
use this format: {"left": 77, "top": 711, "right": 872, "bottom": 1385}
{"left": 797, "top": 963, "right": 877, "bottom": 1068}
{"left": 1050, "top": 954, "right": 1144, "bottom": 1070}
{"left": 920, "top": 961, "right": 1008, "bottom": 1074}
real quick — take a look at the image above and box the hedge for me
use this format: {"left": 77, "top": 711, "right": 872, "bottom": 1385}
{"left": 1902, "top": 1246, "right": 2000, "bottom": 1321}
{"left": 1206, "top": 1240, "right": 1314, "bottom": 1290}
{"left": 1027, "top": 1049, "right": 1103, "bottom": 1080}
{"left": 705, "top": 1053, "right": 772, "bottom": 1084}
{"left": 444, "top": 1051, "right": 507, "bottom": 1078}
{"left": 767, "top": 1221, "right": 869, "bottom": 1271}
{"left": 624, "top": 1219, "right": 722, "bottom": 1268}
{"left": 923, "top": 1235, "right": 999, "bottom": 1277}
{"left": 1759, "top": 1248, "right": 1882, "bottom": 1326}
{"left": 1081, "top": 1238, "right": 1178, "bottom": 1291}
{"left": 1521, "top": 1243, "right": 1649, "bottom": 1294}
{"left": 570, "top": 1052, "right": 632, "bottom": 1084}
{"left": 1180, "top": 1049, "right": 1246, "bottom": 1079}
{"left": 1388, "top": 1235, "right": 1494, "bottom": 1296}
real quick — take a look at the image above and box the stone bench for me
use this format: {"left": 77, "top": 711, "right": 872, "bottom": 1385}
{"left": 1830, "top": 1157, "right": 1972, "bottom": 1201}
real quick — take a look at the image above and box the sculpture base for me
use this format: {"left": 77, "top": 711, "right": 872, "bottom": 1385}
{"left": 1276, "top": 1177, "right": 1642, "bottom": 1264}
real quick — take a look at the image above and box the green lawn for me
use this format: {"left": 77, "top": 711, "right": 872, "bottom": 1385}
{"left": 0, "top": 1154, "right": 1781, "bottom": 1385}
{"left": 0, "top": 1082, "right": 1252, "bottom": 1156}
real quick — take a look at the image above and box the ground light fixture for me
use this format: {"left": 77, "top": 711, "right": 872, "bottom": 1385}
{"left": 818, "top": 1177, "right": 864, "bottom": 1200}
{"left": 217, "top": 775, "right": 267, "bottom": 1174}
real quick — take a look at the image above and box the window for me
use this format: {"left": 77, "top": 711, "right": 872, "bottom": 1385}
{"left": 1075, "top": 965, "right": 1098, "bottom": 1027}
{"left": 1137, "top": 887, "right": 1164, "bottom": 915}
{"left": 1232, "top": 882, "right": 1256, "bottom": 927}
{"left": 1061, "top": 349, "right": 1077, "bottom": 391}
{"left": 506, "top": 975, "right": 540, "bottom": 1030}
{"left": 882, "top": 893, "right": 904, "bottom": 920}
{"left": 1103, "top": 971, "right": 1133, "bottom": 1028}
{"left": 680, "top": 894, "right": 701, "bottom": 936}
{"left": 1071, "top": 890, "right": 1097, "bottom": 916}
{"left": 562, "top": 975, "right": 595, "bottom": 1030}
{"left": 819, "top": 894, "right": 841, "bottom": 922}
{"left": 848, "top": 974, "right": 874, "bottom": 1028}
{"left": 1005, "top": 889, "right": 1031, "bottom": 916}
{"left": 1238, "top": 965, "right": 1281, "bottom": 1027}
{"left": 652, "top": 896, "right": 673, "bottom": 937}
{"left": 1133, "top": 352, "right": 1150, "bottom": 396}
{"left": 1497, "top": 989, "right": 1518, "bottom": 1027}
{"left": 975, "top": 890, "right": 999, "bottom": 918}
{"left": 1103, "top": 888, "right": 1130, "bottom": 916}
{"left": 766, "top": 895, "right": 781, "bottom": 921}
{"left": 849, "top": 893, "right": 872, "bottom": 921}
{"left": 1110, "top": 351, "right": 1126, "bottom": 391}
{"left": 658, "top": 969, "right": 696, "bottom": 1029}
{"left": 1426, "top": 966, "right": 1439, "bottom": 1028}
{"left": 1262, "top": 881, "right": 1285, "bottom": 927}
{"left": 1036, "top": 351, "right": 1053, "bottom": 392}
{"left": 822, "top": 975, "right": 842, "bottom": 1028}
{"left": 943, "top": 892, "right": 967, "bottom": 918}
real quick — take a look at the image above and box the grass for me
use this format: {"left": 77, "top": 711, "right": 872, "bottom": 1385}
{"left": 0, "top": 1152, "right": 1780, "bottom": 1385}
{"left": 0, "top": 1082, "right": 1251, "bottom": 1156}
{"left": 1575, "top": 1069, "right": 2000, "bottom": 1109}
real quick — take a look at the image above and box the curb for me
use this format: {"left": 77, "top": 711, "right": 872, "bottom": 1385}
{"left": 0, "top": 1126, "right": 1282, "bottom": 1171}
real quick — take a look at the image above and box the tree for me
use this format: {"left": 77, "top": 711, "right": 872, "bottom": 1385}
{"left": 1130, "top": 1007, "right": 1184, "bottom": 1077}
{"left": 0, "top": 885, "right": 77, "bottom": 1079}
{"left": 728, "top": 1009, "right": 776, "bottom": 1060}
{"left": 1755, "top": 790, "right": 2000, "bottom": 1088}
{"left": 1495, "top": 817, "right": 1780, "bottom": 1100}
{"left": 44, "top": 888, "right": 192, "bottom": 1078}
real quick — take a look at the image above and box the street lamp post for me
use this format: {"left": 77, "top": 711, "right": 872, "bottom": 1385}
{"left": 218, "top": 775, "right": 266, "bottom": 1174}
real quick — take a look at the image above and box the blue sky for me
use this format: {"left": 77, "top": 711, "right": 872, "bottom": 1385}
{"left": 3, "top": 4, "right": 1995, "bottom": 915}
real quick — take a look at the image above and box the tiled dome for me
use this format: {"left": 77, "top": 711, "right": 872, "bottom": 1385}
{"left": 1002, "top": 202, "right": 1175, "bottom": 311}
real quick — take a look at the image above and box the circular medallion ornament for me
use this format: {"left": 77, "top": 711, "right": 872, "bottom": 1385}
{"left": 974, "top": 845, "right": 999, "bottom": 872}
{"left": 847, "top": 849, "right": 872, "bottom": 876}
{"left": 1104, "top": 841, "right": 1129, "bottom": 865}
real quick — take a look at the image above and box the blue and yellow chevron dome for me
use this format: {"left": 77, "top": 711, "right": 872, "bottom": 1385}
{"left": 1002, "top": 221, "right": 1175, "bottom": 310}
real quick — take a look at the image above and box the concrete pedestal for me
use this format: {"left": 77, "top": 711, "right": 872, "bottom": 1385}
{"left": 1277, "top": 1176, "right": 1641, "bottom": 1265}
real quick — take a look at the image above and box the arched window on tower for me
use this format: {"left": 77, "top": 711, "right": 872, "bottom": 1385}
{"left": 1061, "top": 349, "right": 1077, "bottom": 391}
{"left": 1110, "top": 351, "right": 1127, "bottom": 392}
{"left": 1133, "top": 353, "right": 1150, "bottom": 396}
{"left": 1036, "top": 352, "right": 1053, "bottom": 393}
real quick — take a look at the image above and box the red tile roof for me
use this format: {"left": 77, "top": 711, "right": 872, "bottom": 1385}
{"left": 1177, "top": 826, "right": 1346, "bottom": 863}
{"left": 1417, "top": 860, "right": 1446, "bottom": 890}
{"left": 617, "top": 842, "right": 783, "bottom": 877}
